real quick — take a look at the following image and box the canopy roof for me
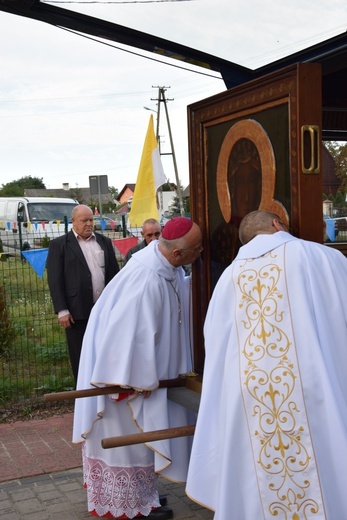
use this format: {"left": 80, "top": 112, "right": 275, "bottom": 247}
{"left": 1, "top": 0, "right": 346, "bottom": 139}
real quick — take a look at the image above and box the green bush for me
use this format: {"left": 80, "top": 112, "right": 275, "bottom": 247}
{"left": 41, "top": 235, "right": 51, "bottom": 248}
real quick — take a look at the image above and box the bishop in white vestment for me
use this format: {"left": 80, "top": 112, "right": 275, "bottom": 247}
{"left": 186, "top": 210, "right": 347, "bottom": 520}
{"left": 73, "top": 217, "right": 202, "bottom": 519}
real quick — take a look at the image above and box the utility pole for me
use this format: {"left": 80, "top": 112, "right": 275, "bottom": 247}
{"left": 150, "top": 86, "right": 185, "bottom": 217}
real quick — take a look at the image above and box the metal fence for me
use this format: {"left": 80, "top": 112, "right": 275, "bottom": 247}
{"left": 0, "top": 225, "right": 126, "bottom": 417}
{"left": 1, "top": 220, "right": 345, "bottom": 417}
{"left": 0, "top": 254, "right": 72, "bottom": 415}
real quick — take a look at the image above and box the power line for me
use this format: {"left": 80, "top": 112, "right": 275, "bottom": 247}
{"left": 0, "top": 90, "right": 153, "bottom": 105}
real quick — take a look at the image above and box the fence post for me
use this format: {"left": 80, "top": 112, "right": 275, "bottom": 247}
{"left": 122, "top": 214, "right": 126, "bottom": 237}
{"left": 18, "top": 221, "right": 23, "bottom": 251}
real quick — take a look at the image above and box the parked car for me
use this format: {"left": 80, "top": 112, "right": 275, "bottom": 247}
{"left": 93, "top": 216, "right": 122, "bottom": 232}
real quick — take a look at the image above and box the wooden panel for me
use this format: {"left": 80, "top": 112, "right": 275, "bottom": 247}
{"left": 188, "top": 63, "right": 322, "bottom": 373}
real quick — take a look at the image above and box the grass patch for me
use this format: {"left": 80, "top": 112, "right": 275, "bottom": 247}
{"left": 0, "top": 256, "right": 74, "bottom": 409}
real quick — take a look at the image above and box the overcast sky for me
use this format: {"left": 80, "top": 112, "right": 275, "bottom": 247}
{"left": 0, "top": 0, "right": 346, "bottom": 193}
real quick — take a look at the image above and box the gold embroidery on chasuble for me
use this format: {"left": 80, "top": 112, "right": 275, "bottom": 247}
{"left": 235, "top": 249, "right": 326, "bottom": 519}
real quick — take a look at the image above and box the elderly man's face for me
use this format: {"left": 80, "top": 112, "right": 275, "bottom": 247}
{"left": 72, "top": 207, "right": 94, "bottom": 239}
{"left": 142, "top": 223, "right": 161, "bottom": 244}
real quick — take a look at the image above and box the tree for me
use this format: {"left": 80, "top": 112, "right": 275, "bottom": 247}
{"left": 0, "top": 175, "right": 46, "bottom": 196}
{"left": 169, "top": 195, "right": 181, "bottom": 216}
{"left": 185, "top": 197, "right": 190, "bottom": 214}
{"left": 109, "top": 186, "right": 119, "bottom": 201}
{"left": 69, "top": 185, "right": 86, "bottom": 204}
{"left": 169, "top": 194, "right": 189, "bottom": 217}
{"left": 161, "top": 181, "right": 176, "bottom": 192}
{"left": 334, "top": 191, "right": 347, "bottom": 217}
{"left": 163, "top": 179, "right": 186, "bottom": 216}
{"left": 102, "top": 202, "right": 117, "bottom": 214}
{"left": 324, "top": 142, "right": 347, "bottom": 196}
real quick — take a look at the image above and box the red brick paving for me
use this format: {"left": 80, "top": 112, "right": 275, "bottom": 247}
{"left": 0, "top": 412, "right": 82, "bottom": 483}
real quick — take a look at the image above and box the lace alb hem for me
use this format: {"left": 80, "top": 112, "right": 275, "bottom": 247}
{"left": 83, "top": 446, "right": 160, "bottom": 518}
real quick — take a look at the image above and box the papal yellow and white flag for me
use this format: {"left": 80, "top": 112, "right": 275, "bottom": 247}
{"left": 128, "top": 115, "right": 167, "bottom": 228}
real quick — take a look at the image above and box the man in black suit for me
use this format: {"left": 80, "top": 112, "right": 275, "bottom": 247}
{"left": 46, "top": 204, "right": 119, "bottom": 384}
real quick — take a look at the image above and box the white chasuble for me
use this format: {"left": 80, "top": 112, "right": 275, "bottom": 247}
{"left": 73, "top": 240, "right": 195, "bottom": 518}
{"left": 235, "top": 248, "right": 325, "bottom": 519}
{"left": 186, "top": 232, "right": 347, "bottom": 520}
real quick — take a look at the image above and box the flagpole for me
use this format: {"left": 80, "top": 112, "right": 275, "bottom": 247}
{"left": 143, "top": 106, "right": 159, "bottom": 140}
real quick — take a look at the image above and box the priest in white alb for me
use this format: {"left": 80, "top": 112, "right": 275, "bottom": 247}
{"left": 186, "top": 210, "right": 347, "bottom": 520}
{"left": 73, "top": 217, "right": 202, "bottom": 520}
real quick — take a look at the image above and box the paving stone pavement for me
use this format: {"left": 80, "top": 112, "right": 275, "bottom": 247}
{"left": 0, "top": 413, "right": 214, "bottom": 520}
{"left": 0, "top": 469, "right": 214, "bottom": 520}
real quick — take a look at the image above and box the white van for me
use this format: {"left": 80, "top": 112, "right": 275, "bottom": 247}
{"left": 0, "top": 197, "right": 78, "bottom": 251}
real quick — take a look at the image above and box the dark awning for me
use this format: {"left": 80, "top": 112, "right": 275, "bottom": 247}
{"left": 1, "top": 0, "right": 346, "bottom": 138}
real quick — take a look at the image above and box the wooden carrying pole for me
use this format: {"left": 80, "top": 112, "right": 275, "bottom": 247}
{"left": 43, "top": 377, "right": 187, "bottom": 402}
{"left": 102, "top": 425, "right": 196, "bottom": 449}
